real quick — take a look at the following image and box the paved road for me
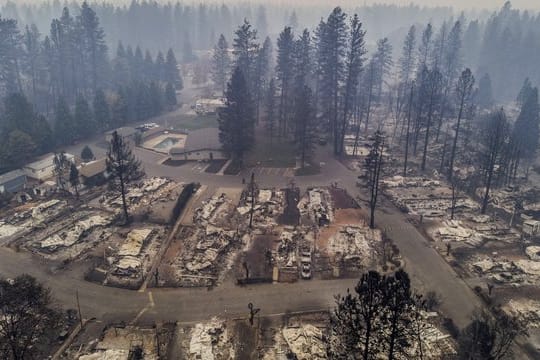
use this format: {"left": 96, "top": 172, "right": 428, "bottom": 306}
{"left": 0, "top": 77, "right": 484, "bottom": 332}
{"left": 0, "top": 143, "right": 482, "bottom": 330}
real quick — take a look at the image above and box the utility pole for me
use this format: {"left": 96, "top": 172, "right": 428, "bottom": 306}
{"left": 248, "top": 302, "right": 260, "bottom": 326}
{"left": 76, "top": 290, "right": 83, "bottom": 328}
{"left": 249, "top": 172, "right": 256, "bottom": 229}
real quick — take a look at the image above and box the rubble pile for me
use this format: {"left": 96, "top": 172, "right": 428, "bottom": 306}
{"left": 31, "top": 199, "right": 65, "bottom": 222}
{"left": 175, "top": 226, "right": 236, "bottom": 285}
{"left": 383, "top": 176, "right": 477, "bottom": 218}
{"left": 505, "top": 299, "right": 540, "bottom": 328}
{"left": 327, "top": 226, "right": 381, "bottom": 267}
{"left": 78, "top": 326, "right": 160, "bottom": 360}
{"left": 39, "top": 214, "right": 112, "bottom": 252}
{"left": 188, "top": 318, "right": 234, "bottom": 360}
{"left": 103, "top": 227, "right": 165, "bottom": 288}
{"left": 1, "top": 200, "right": 68, "bottom": 243}
{"left": 298, "top": 188, "right": 334, "bottom": 226}
{"left": 526, "top": 246, "right": 540, "bottom": 261}
{"left": 471, "top": 257, "right": 524, "bottom": 284}
{"left": 194, "top": 193, "right": 239, "bottom": 227}
{"left": 0, "top": 222, "right": 21, "bottom": 239}
{"left": 409, "top": 313, "right": 456, "bottom": 358}
{"left": 282, "top": 324, "right": 327, "bottom": 360}
{"left": 237, "top": 189, "right": 284, "bottom": 228}
{"left": 431, "top": 215, "right": 520, "bottom": 247}
{"left": 100, "top": 177, "right": 182, "bottom": 216}
{"left": 488, "top": 186, "right": 540, "bottom": 215}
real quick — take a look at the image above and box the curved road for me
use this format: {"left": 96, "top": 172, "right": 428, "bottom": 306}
{"left": 0, "top": 142, "right": 481, "bottom": 329}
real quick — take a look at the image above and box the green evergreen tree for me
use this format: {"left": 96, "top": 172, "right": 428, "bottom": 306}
{"left": 81, "top": 145, "right": 94, "bottom": 162}
{"left": 78, "top": 1, "right": 108, "bottom": 93}
{"left": 0, "top": 130, "right": 36, "bottom": 169}
{"left": 74, "top": 95, "right": 95, "bottom": 139}
{"left": 54, "top": 97, "right": 74, "bottom": 145}
{"left": 276, "top": 26, "right": 295, "bottom": 137}
{"left": 93, "top": 89, "right": 111, "bottom": 131}
{"left": 295, "top": 86, "right": 316, "bottom": 169}
{"left": 316, "top": 7, "right": 347, "bottom": 150}
{"left": 69, "top": 162, "right": 80, "bottom": 198}
{"left": 165, "top": 82, "right": 177, "bottom": 107}
{"left": 233, "top": 19, "right": 258, "bottom": 89}
{"left": 218, "top": 67, "right": 255, "bottom": 166}
{"left": 212, "top": 34, "right": 230, "bottom": 94}
{"left": 166, "top": 48, "right": 182, "bottom": 89}
{"left": 112, "top": 87, "right": 129, "bottom": 126}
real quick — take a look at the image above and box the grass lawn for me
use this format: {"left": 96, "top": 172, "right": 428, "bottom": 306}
{"left": 170, "top": 113, "right": 218, "bottom": 130}
{"left": 245, "top": 136, "right": 296, "bottom": 168}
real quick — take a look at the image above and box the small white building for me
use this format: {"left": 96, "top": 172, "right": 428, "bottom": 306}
{"left": 23, "top": 153, "right": 75, "bottom": 181}
{"left": 169, "top": 128, "right": 227, "bottom": 161}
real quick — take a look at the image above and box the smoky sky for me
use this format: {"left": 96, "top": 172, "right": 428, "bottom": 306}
{"left": 6, "top": 0, "right": 540, "bottom": 11}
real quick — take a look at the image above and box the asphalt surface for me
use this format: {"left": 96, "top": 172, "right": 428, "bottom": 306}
{"left": 0, "top": 84, "right": 482, "bottom": 331}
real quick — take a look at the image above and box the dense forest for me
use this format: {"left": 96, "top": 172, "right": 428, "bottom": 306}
{"left": 3, "top": 1, "right": 539, "bottom": 101}
{"left": 1, "top": 1, "right": 540, "bottom": 175}
{"left": 0, "top": 2, "right": 182, "bottom": 173}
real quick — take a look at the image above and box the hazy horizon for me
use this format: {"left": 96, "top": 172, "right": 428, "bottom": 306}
{"left": 4, "top": 0, "right": 540, "bottom": 11}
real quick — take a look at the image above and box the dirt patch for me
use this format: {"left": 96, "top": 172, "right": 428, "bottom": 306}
{"left": 233, "top": 321, "right": 259, "bottom": 359}
{"left": 157, "top": 226, "right": 193, "bottom": 286}
{"left": 329, "top": 187, "right": 360, "bottom": 209}
{"left": 333, "top": 208, "right": 367, "bottom": 225}
{"left": 278, "top": 188, "right": 300, "bottom": 226}
{"left": 239, "top": 235, "right": 275, "bottom": 281}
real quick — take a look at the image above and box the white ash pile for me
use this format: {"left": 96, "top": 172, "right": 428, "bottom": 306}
{"left": 282, "top": 324, "right": 326, "bottom": 360}
{"left": 237, "top": 189, "right": 284, "bottom": 229}
{"left": 0, "top": 200, "right": 68, "bottom": 243}
{"left": 472, "top": 257, "right": 521, "bottom": 284}
{"left": 77, "top": 325, "right": 161, "bottom": 360}
{"left": 297, "top": 188, "right": 334, "bottom": 226}
{"left": 194, "top": 193, "right": 239, "bottom": 227}
{"left": 327, "top": 226, "right": 382, "bottom": 267}
{"left": 505, "top": 299, "right": 540, "bottom": 328}
{"left": 470, "top": 257, "right": 535, "bottom": 285}
{"left": 383, "top": 176, "right": 477, "bottom": 218}
{"left": 174, "top": 226, "right": 238, "bottom": 286}
{"left": 276, "top": 229, "right": 301, "bottom": 267}
{"left": 188, "top": 318, "right": 234, "bottom": 360}
{"left": 109, "top": 228, "right": 155, "bottom": 278}
{"left": 38, "top": 214, "right": 112, "bottom": 253}
{"left": 99, "top": 177, "right": 180, "bottom": 216}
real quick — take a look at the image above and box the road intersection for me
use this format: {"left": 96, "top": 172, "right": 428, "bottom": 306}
{"left": 0, "top": 143, "right": 482, "bottom": 330}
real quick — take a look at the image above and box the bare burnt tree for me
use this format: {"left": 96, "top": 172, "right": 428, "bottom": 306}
{"left": 480, "top": 109, "right": 509, "bottom": 214}
{"left": 403, "top": 82, "right": 415, "bottom": 177}
{"left": 448, "top": 68, "right": 475, "bottom": 181}
{"left": 458, "top": 309, "right": 527, "bottom": 360}
{"left": 0, "top": 275, "right": 62, "bottom": 360}
{"left": 328, "top": 270, "right": 421, "bottom": 359}
{"left": 364, "top": 130, "right": 385, "bottom": 229}
{"left": 421, "top": 68, "right": 443, "bottom": 171}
